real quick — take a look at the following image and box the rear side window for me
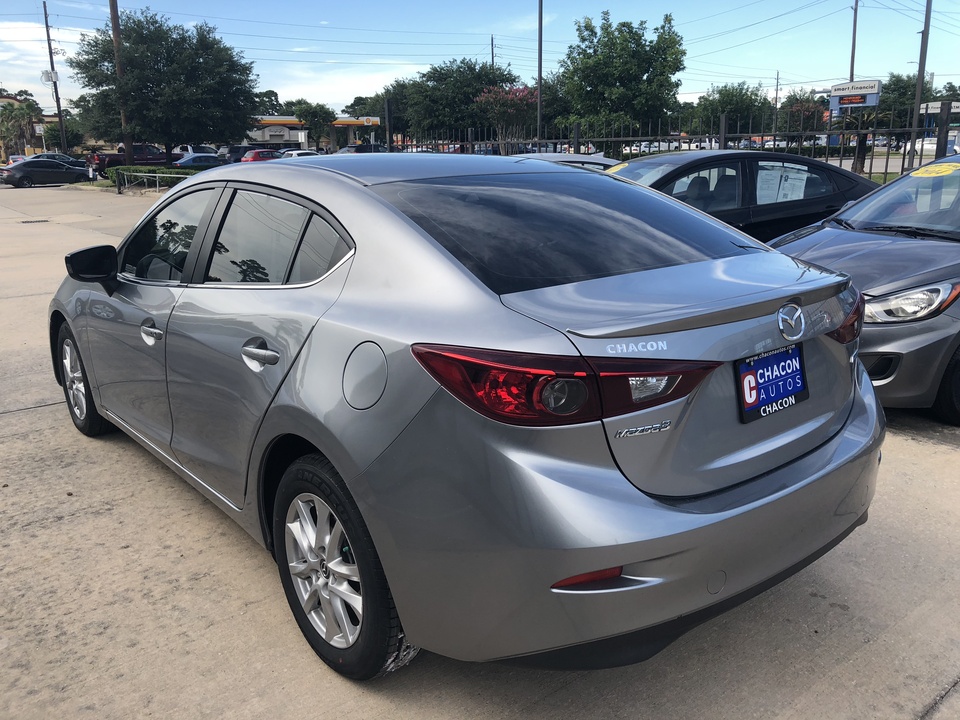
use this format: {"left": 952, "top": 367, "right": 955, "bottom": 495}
{"left": 755, "top": 161, "right": 835, "bottom": 205}
{"left": 206, "top": 191, "right": 308, "bottom": 283}
{"left": 372, "top": 172, "right": 761, "bottom": 294}
{"left": 288, "top": 215, "right": 351, "bottom": 284}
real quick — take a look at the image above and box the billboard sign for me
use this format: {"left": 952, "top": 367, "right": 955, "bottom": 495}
{"left": 829, "top": 80, "right": 881, "bottom": 111}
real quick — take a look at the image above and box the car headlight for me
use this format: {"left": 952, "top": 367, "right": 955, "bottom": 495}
{"left": 864, "top": 283, "right": 959, "bottom": 323}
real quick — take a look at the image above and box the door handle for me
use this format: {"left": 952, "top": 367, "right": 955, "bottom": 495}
{"left": 140, "top": 324, "right": 164, "bottom": 346}
{"left": 241, "top": 346, "right": 280, "bottom": 366}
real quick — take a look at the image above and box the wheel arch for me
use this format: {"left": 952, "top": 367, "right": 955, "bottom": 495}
{"left": 258, "top": 433, "right": 326, "bottom": 556}
{"left": 49, "top": 311, "right": 67, "bottom": 386}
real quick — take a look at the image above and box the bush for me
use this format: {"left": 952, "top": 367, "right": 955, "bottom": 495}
{"left": 105, "top": 165, "right": 201, "bottom": 187}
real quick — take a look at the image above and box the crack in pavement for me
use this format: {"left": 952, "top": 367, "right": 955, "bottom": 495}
{"left": 917, "top": 674, "right": 960, "bottom": 720}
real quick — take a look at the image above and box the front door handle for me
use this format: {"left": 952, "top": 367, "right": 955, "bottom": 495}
{"left": 140, "top": 323, "right": 164, "bottom": 346}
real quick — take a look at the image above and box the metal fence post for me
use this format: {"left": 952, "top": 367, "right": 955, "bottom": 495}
{"left": 719, "top": 113, "right": 727, "bottom": 150}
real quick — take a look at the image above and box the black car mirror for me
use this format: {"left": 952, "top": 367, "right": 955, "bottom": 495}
{"left": 65, "top": 245, "right": 119, "bottom": 293}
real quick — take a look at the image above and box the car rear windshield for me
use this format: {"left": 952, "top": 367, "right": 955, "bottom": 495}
{"left": 372, "top": 172, "right": 761, "bottom": 294}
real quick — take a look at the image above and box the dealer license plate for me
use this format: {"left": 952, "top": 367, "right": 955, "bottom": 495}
{"left": 735, "top": 344, "right": 809, "bottom": 424}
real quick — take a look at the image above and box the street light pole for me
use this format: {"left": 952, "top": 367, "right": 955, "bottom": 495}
{"left": 537, "top": 0, "right": 542, "bottom": 150}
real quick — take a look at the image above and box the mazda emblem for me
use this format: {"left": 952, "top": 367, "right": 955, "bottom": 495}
{"left": 777, "top": 304, "right": 805, "bottom": 341}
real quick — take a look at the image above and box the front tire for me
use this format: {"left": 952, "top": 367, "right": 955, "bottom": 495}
{"left": 273, "top": 454, "right": 418, "bottom": 679}
{"left": 933, "top": 345, "right": 960, "bottom": 425}
{"left": 57, "top": 324, "right": 112, "bottom": 436}
{"left": 18, "top": 176, "right": 34, "bottom": 188}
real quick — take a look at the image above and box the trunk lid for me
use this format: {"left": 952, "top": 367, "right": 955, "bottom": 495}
{"left": 501, "top": 252, "right": 858, "bottom": 497}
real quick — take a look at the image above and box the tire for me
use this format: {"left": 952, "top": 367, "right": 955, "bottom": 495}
{"left": 57, "top": 324, "right": 112, "bottom": 437}
{"left": 933, "top": 345, "right": 960, "bottom": 425}
{"left": 18, "top": 176, "right": 34, "bottom": 188}
{"left": 273, "top": 454, "right": 418, "bottom": 680}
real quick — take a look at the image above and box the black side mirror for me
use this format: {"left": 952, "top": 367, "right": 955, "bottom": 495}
{"left": 65, "top": 245, "right": 119, "bottom": 293}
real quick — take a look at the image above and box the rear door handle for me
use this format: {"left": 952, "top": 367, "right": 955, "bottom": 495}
{"left": 241, "top": 346, "right": 280, "bottom": 366}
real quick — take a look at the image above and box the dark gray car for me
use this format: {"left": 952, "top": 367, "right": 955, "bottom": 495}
{"left": 49, "top": 155, "right": 883, "bottom": 680}
{"left": 772, "top": 156, "right": 960, "bottom": 423}
{"left": 1, "top": 158, "right": 87, "bottom": 187}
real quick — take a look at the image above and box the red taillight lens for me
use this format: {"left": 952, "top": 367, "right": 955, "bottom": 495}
{"left": 411, "top": 345, "right": 601, "bottom": 426}
{"left": 412, "top": 344, "right": 721, "bottom": 426}
{"left": 827, "top": 292, "right": 864, "bottom": 344}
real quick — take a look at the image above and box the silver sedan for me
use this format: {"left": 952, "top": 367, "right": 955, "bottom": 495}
{"left": 49, "top": 155, "right": 883, "bottom": 680}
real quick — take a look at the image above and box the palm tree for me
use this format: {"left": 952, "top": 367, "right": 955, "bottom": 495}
{"left": 0, "top": 100, "right": 42, "bottom": 156}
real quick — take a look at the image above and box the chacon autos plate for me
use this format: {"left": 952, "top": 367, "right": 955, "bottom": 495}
{"left": 735, "top": 344, "right": 809, "bottom": 423}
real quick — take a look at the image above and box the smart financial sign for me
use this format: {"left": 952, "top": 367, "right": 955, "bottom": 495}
{"left": 829, "top": 80, "right": 881, "bottom": 110}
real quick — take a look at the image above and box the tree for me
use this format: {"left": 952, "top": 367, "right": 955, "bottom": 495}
{"left": 254, "top": 90, "right": 283, "bottom": 116}
{"left": 935, "top": 82, "right": 959, "bottom": 101}
{"left": 556, "top": 11, "right": 685, "bottom": 126}
{"left": 475, "top": 86, "right": 538, "bottom": 153}
{"left": 405, "top": 59, "right": 519, "bottom": 136}
{"left": 779, "top": 89, "right": 828, "bottom": 137}
{"left": 695, "top": 82, "right": 774, "bottom": 136}
{"left": 878, "top": 72, "right": 935, "bottom": 135}
{"left": 291, "top": 100, "right": 336, "bottom": 150}
{"left": 67, "top": 9, "right": 258, "bottom": 162}
{"left": 0, "top": 99, "right": 42, "bottom": 155}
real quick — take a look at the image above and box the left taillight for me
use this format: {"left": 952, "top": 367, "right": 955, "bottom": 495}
{"left": 412, "top": 344, "right": 720, "bottom": 427}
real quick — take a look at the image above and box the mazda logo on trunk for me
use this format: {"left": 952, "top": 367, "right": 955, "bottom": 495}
{"left": 777, "top": 304, "right": 805, "bottom": 341}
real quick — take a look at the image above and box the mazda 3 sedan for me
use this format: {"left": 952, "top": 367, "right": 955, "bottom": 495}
{"left": 772, "top": 156, "right": 960, "bottom": 423}
{"left": 49, "top": 155, "right": 883, "bottom": 680}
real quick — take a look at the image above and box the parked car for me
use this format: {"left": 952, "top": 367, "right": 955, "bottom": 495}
{"left": 336, "top": 143, "right": 390, "bottom": 154}
{"left": 48, "top": 154, "right": 882, "bottom": 681}
{"left": 771, "top": 155, "right": 960, "bottom": 423}
{"left": 218, "top": 145, "right": 261, "bottom": 163}
{"left": 5, "top": 154, "right": 27, "bottom": 165}
{"left": 0, "top": 158, "right": 88, "bottom": 187}
{"left": 513, "top": 152, "right": 620, "bottom": 171}
{"left": 639, "top": 140, "right": 679, "bottom": 153}
{"left": 30, "top": 152, "right": 86, "bottom": 168}
{"left": 280, "top": 149, "right": 320, "bottom": 159}
{"left": 241, "top": 149, "right": 282, "bottom": 162}
{"left": 174, "top": 144, "right": 217, "bottom": 156}
{"left": 607, "top": 150, "right": 879, "bottom": 242}
{"left": 171, "top": 153, "right": 225, "bottom": 169}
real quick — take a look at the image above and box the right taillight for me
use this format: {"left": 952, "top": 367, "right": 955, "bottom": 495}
{"left": 827, "top": 291, "right": 864, "bottom": 344}
{"left": 412, "top": 344, "right": 720, "bottom": 426}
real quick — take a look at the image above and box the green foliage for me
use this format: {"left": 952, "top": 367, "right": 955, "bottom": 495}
{"left": 290, "top": 101, "right": 337, "bottom": 149}
{"left": 879, "top": 73, "right": 935, "bottom": 131}
{"left": 67, "top": 9, "right": 258, "bottom": 147}
{"left": 254, "top": 90, "right": 282, "bottom": 116}
{"left": 405, "top": 59, "right": 520, "bottom": 136}
{"left": 695, "top": 82, "right": 774, "bottom": 133}
{"left": 0, "top": 98, "right": 43, "bottom": 154}
{"left": 556, "top": 11, "right": 685, "bottom": 125}
{"left": 937, "top": 82, "right": 960, "bottom": 101}
{"left": 105, "top": 165, "right": 198, "bottom": 187}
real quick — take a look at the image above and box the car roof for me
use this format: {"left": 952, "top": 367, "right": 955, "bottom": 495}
{"left": 190, "top": 153, "right": 582, "bottom": 187}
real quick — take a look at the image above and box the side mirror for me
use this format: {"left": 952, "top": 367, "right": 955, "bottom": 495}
{"left": 65, "top": 245, "right": 119, "bottom": 292}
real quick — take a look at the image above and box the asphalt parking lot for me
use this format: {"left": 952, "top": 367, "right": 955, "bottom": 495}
{"left": 1, "top": 184, "right": 959, "bottom": 720}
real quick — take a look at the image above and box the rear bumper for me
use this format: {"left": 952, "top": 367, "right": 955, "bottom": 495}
{"left": 351, "top": 361, "right": 884, "bottom": 664}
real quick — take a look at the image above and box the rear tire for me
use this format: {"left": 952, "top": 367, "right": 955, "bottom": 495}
{"left": 933, "top": 345, "right": 960, "bottom": 425}
{"left": 57, "top": 324, "right": 112, "bottom": 436}
{"left": 273, "top": 454, "right": 419, "bottom": 679}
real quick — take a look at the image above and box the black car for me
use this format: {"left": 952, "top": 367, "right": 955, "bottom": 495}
{"left": 335, "top": 143, "right": 390, "bottom": 154}
{"left": 772, "top": 156, "right": 960, "bottom": 423}
{"left": 608, "top": 150, "right": 879, "bottom": 242}
{"left": 30, "top": 152, "right": 86, "bottom": 168}
{"left": 0, "top": 158, "right": 88, "bottom": 187}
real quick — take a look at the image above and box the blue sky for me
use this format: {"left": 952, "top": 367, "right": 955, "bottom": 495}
{"left": 1, "top": 0, "right": 957, "bottom": 116}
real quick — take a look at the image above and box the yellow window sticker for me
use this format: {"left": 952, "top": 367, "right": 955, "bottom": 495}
{"left": 910, "top": 162, "right": 960, "bottom": 177}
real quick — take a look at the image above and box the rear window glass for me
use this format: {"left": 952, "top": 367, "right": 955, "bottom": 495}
{"left": 372, "top": 172, "right": 761, "bottom": 294}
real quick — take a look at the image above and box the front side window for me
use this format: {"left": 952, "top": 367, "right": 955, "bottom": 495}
{"left": 755, "top": 161, "right": 834, "bottom": 205}
{"left": 661, "top": 163, "right": 742, "bottom": 212}
{"left": 120, "top": 188, "right": 215, "bottom": 281}
{"left": 206, "top": 191, "right": 308, "bottom": 284}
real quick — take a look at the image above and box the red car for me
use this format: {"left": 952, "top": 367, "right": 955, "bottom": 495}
{"left": 241, "top": 149, "right": 282, "bottom": 162}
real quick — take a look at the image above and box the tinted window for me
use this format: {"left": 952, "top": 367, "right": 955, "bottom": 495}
{"left": 755, "top": 161, "right": 835, "bottom": 205}
{"left": 120, "top": 188, "right": 215, "bottom": 281}
{"left": 288, "top": 215, "right": 351, "bottom": 284}
{"left": 206, "top": 191, "right": 308, "bottom": 284}
{"left": 660, "top": 163, "right": 742, "bottom": 212}
{"left": 373, "top": 172, "right": 760, "bottom": 294}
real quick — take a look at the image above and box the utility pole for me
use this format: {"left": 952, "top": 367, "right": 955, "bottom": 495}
{"left": 536, "top": 0, "right": 543, "bottom": 149}
{"left": 42, "top": 1, "right": 68, "bottom": 153}
{"left": 491, "top": 35, "right": 494, "bottom": 66}
{"left": 109, "top": 0, "right": 132, "bottom": 166}
{"left": 907, "top": 0, "right": 932, "bottom": 169}
{"left": 849, "top": 0, "right": 859, "bottom": 82}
